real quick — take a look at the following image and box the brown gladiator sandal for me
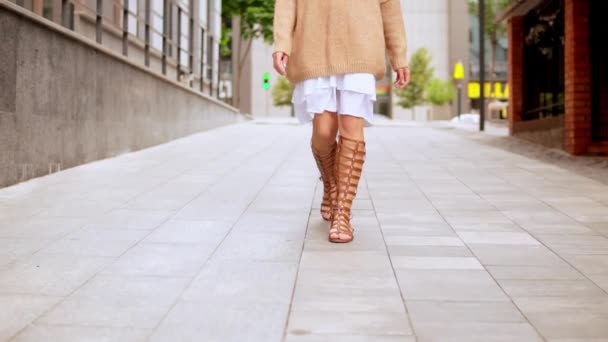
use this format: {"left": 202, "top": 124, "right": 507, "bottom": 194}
{"left": 311, "top": 140, "right": 338, "bottom": 221}
{"left": 329, "top": 135, "right": 366, "bottom": 243}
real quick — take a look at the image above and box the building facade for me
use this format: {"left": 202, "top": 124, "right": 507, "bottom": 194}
{"left": 1, "top": 0, "right": 238, "bottom": 187}
{"left": 7, "top": 0, "right": 224, "bottom": 97}
{"left": 501, "top": 0, "right": 608, "bottom": 155}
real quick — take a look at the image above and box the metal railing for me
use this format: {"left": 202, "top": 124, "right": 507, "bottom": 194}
{"left": 9, "top": 0, "right": 221, "bottom": 99}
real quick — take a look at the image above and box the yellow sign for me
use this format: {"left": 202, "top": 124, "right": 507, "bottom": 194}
{"left": 468, "top": 82, "right": 480, "bottom": 99}
{"left": 468, "top": 82, "right": 509, "bottom": 99}
{"left": 493, "top": 82, "right": 503, "bottom": 98}
{"left": 484, "top": 82, "right": 492, "bottom": 98}
{"left": 453, "top": 61, "right": 465, "bottom": 81}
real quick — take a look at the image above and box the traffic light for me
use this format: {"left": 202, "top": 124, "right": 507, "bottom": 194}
{"left": 263, "top": 73, "right": 270, "bottom": 90}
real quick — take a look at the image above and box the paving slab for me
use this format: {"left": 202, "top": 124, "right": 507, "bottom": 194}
{"left": 0, "top": 294, "right": 61, "bottom": 341}
{"left": 0, "top": 120, "right": 607, "bottom": 341}
{"left": 13, "top": 325, "right": 151, "bottom": 342}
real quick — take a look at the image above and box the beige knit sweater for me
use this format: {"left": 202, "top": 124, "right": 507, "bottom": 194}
{"left": 273, "top": 0, "right": 408, "bottom": 84}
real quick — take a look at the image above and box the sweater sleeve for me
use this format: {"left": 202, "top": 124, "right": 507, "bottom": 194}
{"left": 273, "top": 0, "right": 296, "bottom": 56}
{"left": 380, "top": 0, "right": 408, "bottom": 70}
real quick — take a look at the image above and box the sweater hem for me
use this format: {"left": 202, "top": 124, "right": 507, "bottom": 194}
{"left": 287, "top": 62, "right": 387, "bottom": 84}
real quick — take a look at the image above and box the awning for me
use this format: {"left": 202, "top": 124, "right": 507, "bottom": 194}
{"left": 495, "top": 0, "right": 545, "bottom": 23}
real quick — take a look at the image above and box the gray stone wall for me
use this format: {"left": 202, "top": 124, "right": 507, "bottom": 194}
{"left": 0, "top": 3, "right": 240, "bottom": 188}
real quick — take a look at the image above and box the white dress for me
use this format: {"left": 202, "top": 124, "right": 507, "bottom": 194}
{"left": 291, "top": 73, "right": 376, "bottom": 127}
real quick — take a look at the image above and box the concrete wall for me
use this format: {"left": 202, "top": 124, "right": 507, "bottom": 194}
{"left": 0, "top": 2, "right": 240, "bottom": 188}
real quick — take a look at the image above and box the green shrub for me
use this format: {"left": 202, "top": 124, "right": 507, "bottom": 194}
{"left": 395, "top": 48, "right": 435, "bottom": 109}
{"left": 272, "top": 77, "right": 293, "bottom": 107}
{"left": 426, "top": 78, "right": 456, "bottom": 106}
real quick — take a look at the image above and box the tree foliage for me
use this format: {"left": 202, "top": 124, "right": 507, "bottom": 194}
{"left": 395, "top": 48, "right": 435, "bottom": 109}
{"left": 222, "top": 0, "right": 275, "bottom": 43}
{"left": 272, "top": 77, "right": 293, "bottom": 107}
{"left": 426, "top": 78, "right": 456, "bottom": 106}
{"left": 468, "top": 0, "right": 511, "bottom": 46}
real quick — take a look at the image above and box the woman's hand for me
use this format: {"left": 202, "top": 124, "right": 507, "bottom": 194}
{"left": 394, "top": 67, "right": 410, "bottom": 89}
{"left": 273, "top": 52, "right": 289, "bottom": 76}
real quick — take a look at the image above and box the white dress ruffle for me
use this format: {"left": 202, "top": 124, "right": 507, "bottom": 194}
{"left": 292, "top": 73, "right": 376, "bottom": 127}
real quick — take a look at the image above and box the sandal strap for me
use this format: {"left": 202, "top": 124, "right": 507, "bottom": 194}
{"left": 311, "top": 140, "right": 338, "bottom": 217}
{"left": 329, "top": 135, "right": 366, "bottom": 241}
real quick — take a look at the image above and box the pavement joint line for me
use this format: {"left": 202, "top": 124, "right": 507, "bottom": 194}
{"left": 17, "top": 130, "right": 243, "bottom": 223}
{"left": 373, "top": 130, "right": 548, "bottom": 342}
{"left": 439, "top": 125, "right": 608, "bottom": 186}
{"left": 366, "top": 175, "right": 418, "bottom": 339}
{"left": 281, "top": 172, "right": 317, "bottom": 342}
{"left": 0, "top": 226, "right": 89, "bottom": 274}
{"left": 476, "top": 194, "right": 608, "bottom": 296}
{"left": 113, "top": 128, "right": 257, "bottom": 210}
{"left": 442, "top": 130, "right": 608, "bottom": 330}
{"left": 144, "top": 130, "right": 301, "bottom": 341}
{"left": 5, "top": 128, "right": 290, "bottom": 341}
{"left": 444, "top": 136, "right": 608, "bottom": 298}
{"left": 5, "top": 169, "right": 225, "bottom": 340}
{"left": 6, "top": 214, "right": 175, "bottom": 340}
{"left": 6, "top": 130, "right": 243, "bottom": 268}
{"left": 429, "top": 152, "right": 561, "bottom": 342}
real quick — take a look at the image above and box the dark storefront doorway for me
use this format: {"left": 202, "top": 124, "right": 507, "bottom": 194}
{"left": 522, "top": 0, "right": 565, "bottom": 121}
{"left": 591, "top": 0, "right": 608, "bottom": 141}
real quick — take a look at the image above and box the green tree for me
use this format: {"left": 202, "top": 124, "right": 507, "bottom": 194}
{"left": 469, "top": 0, "right": 512, "bottom": 84}
{"left": 222, "top": 0, "right": 275, "bottom": 108}
{"left": 272, "top": 77, "right": 293, "bottom": 107}
{"left": 395, "top": 48, "right": 435, "bottom": 109}
{"left": 426, "top": 78, "right": 456, "bottom": 106}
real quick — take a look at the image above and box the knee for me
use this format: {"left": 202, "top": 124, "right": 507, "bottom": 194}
{"left": 313, "top": 123, "right": 338, "bottom": 144}
{"left": 339, "top": 115, "right": 365, "bottom": 139}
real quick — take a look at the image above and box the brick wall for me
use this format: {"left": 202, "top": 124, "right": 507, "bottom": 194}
{"left": 564, "top": 0, "right": 592, "bottom": 155}
{"left": 507, "top": 16, "right": 525, "bottom": 134}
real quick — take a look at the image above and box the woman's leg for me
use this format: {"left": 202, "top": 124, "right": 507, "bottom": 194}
{"left": 337, "top": 114, "right": 365, "bottom": 140}
{"left": 330, "top": 114, "right": 367, "bottom": 242}
{"left": 312, "top": 111, "right": 339, "bottom": 149}
{"left": 311, "top": 111, "right": 339, "bottom": 220}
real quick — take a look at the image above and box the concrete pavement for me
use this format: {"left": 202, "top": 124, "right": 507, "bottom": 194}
{"left": 1, "top": 119, "right": 608, "bottom": 341}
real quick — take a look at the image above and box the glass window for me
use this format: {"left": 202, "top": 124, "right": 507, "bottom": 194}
{"left": 150, "top": 0, "right": 163, "bottom": 50}
{"left": 201, "top": 28, "right": 208, "bottom": 79}
{"left": 126, "top": 0, "right": 137, "bottom": 35}
{"left": 179, "top": 11, "right": 190, "bottom": 66}
{"left": 212, "top": 0, "right": 220, "bottom": 37}
{"left": 199, "top": 0, "right": 208, "bottom": 25}
{"left": 42, "top": 0, "right": 52, "bottom": 19}
{"left": 207, "top": 35, "right": 213, "bottom": 80}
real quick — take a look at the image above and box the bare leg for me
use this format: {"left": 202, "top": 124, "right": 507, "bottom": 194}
{"left": 312, "top": 111, "right": 339, "bottom": 150}
{"left": 338, "top": 114, "right": 365, "bottom": 141}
